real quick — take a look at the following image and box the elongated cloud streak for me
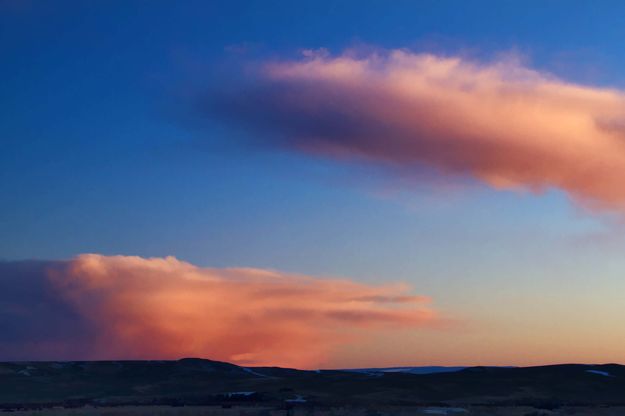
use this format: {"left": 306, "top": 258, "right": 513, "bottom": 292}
{"left": 0, "top": 255, "right": 438, "bottom": 368}
{"left": 210, "top": 50, "right": 625, "bottom": 210}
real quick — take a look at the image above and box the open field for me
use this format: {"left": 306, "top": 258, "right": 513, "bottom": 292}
{"left": 5, "top": 405, "right": 625, "bottom": 416}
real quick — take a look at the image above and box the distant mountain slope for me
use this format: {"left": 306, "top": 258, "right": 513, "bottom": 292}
{"left": 1, "top": 359, "right": 624, "bottom": 407}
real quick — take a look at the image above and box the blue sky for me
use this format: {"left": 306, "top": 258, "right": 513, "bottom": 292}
{"left": 3, "top": 0, "right": 618, "bottom": 267}
{"left": 3, "top": 1, "right": 625, "bottom": 366}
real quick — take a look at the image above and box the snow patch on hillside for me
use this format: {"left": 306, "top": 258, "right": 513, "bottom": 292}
{"left": 586, "top": 370, "right": 612, "bottom": 377}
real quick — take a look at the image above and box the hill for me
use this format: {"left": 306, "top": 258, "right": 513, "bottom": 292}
{"left": 1, "top": 359, "right": 624, "bottom": 408}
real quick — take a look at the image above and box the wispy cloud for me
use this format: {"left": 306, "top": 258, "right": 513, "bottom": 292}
{"left": 0, "top": 254, "right": 439, "bottom": 368}
{"left": 208, "top": 49, "right": 625, "bottom": 211}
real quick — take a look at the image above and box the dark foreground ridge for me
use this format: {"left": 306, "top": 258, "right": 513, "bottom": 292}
{"left": 0, "top": 358, "right": 624, "bottom": 409}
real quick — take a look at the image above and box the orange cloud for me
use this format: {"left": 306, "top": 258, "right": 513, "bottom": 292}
{"left": 211, "top": 50, "right": 625, "bottom": 211}
{"left": 42, "top": 254, "right": 438, "bottom": 368}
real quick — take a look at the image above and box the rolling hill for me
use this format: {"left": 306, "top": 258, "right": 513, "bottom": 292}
{"left": 0, "top": 358, "right": 624, "bottom": 408}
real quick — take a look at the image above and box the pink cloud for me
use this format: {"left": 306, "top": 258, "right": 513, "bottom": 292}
{"left": 42, "top": 254, "right": 439, "bottom": 368}
{"left": 212, "top": 50, "right": 625, "bottom": 211}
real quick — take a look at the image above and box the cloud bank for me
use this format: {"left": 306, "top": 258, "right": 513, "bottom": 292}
{"left": 0, "top": 254, "right": 437, "bottom": 368}
{"left": 210, "top": 49, "right": 625, "bottom": 211}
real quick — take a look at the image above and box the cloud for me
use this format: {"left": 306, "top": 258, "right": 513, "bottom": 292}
{"left": 0, "top": 260, "right": 97, "bottom": 360}
{"left": 0, "top": 254, "right": 438, "bottom": 368}
{"left": 208, "top": 49, "right": 625, "bottom": 211}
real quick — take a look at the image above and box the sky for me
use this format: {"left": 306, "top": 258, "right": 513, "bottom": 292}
{"left": 3, "top": 0, "right": 625, "bottom": 369}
